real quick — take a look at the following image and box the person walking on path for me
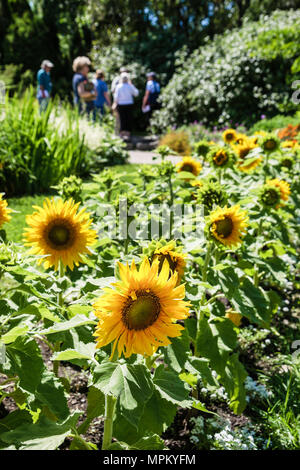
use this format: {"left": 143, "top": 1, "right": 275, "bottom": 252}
{"left": 37, "top": 60, "right": 54, "bottom": 112}
{"left": 93, "top": 70, "right": 111, "bottom": 119}
{"left": 113, "top": 72, "right": 138, "bottom": 141}
{"left": 142, "top": 72, "right": 161, "bottom": 122}
{"left": 72, "top": 56, "right": 97, "bottom": 119}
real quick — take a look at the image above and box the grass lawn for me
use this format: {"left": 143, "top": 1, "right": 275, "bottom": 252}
{"left": 5, "top": 164, "right": 143, "bottom": 243}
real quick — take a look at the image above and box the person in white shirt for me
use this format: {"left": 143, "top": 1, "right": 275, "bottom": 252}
{"left": 113, "top": 72, "right": 139, "bottom": 140}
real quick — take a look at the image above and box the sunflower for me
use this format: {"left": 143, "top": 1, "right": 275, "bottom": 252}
{"left": 0, "top": 194, "right": 12, "bottom": 229}
{"left": 145, "top": 239, "right": 187, "bottom": 283}
{"left": 222, "top": 129, "right": 237, "bottom": 144}
{"left": 197, "top": 181, "right": 227, "bottom": 212}
{"left": 225, "top": 309, "right": 242, "bottom": 327}
{"left": 191, "top": 179, "right": 203, "bottom": 189}
{"left": 193, "top": 140, "right": 211, "bottom": 158}
{"left": 207, "top": 146, "right": 235, "bottom": 169}
{"left": 259, "top": 184, "right": 281, "bottom": 209}
{"left": 259, "top": 133, "right": 280, "bottom": 153}
{"left": 267, "top": 179, "right": 290, "bottom": 202}
{"left": 24, "top": 198, "right": 97, "bottom": 270}
{"left": 93, "top": 258, "right": 190, "bottom": 358}
{"left": 208, "top": 205, "right": 248, "bottom": 248}
{"left": 233, "top": 133, "right": 248, "bottom": 146}
{"left": 280, "top": 154, "right": 294, "bottom": 170}
{"left": 235, "top": 140, "right": 261, "bottom": 172}
{"left": 176, "top": 157, "right": 202, "bottom": 176}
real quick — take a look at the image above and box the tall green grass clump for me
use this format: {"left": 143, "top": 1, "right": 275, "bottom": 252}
{"left": 0, "top": 89, "right": 90, "bottom": 196}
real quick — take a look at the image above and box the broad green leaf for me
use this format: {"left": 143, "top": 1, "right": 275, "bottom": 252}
{"left": 153, "top": 365, "right": 190, "bottom": 405}
{"left": 39, "top": 314, "right": 96, "bottom": 335}
{"left": 93, "top": 362, "right": 153, "bottom": 428}
{"left": 163, "top": 329, "right": 190, "bottom": 373}
{"left": 0, "top": 412, "right": 81, "bottom": 450}
{"left": 77, "top": 386, "right": 105, "bottom": 435}
{"left": 1, "top": 324, "right": 29, "bottom": 344}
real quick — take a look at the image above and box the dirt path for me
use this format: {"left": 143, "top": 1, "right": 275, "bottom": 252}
{"left": 128, "top": 149, "right": 181, "bottom": 165}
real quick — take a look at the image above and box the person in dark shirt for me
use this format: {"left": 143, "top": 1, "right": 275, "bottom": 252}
{"left": 72, "top": 56, "right": 96, "bottom": 117}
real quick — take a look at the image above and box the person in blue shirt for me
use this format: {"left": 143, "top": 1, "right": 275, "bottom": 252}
{"left": 142, "top": 72, "right": 161, "bottom": 119}
{"left": 93, "top": 70, "right": 111, "bottom": 119}
{"left": 72, "top": 56, "right": 96, "bottom": 117}
{"left": 37, "top": 60, "right": 54, "bottom": 112}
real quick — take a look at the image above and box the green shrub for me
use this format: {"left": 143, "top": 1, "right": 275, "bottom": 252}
{"left": 0, "top": 89, "right": 90, "bottom": 196}
{"left": 151, "top": 10, "right": 300, "bottom": 132}
{"left": 249, "top": 112, "right": 300, "bottom": 134}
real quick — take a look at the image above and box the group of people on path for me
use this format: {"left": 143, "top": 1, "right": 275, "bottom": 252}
{"left": 37, "top": 56, "right": 161, "bottom": 140}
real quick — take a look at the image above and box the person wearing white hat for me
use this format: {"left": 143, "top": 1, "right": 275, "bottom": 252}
{"left": 37, "top": 60, "right": 54, "bottom": 112}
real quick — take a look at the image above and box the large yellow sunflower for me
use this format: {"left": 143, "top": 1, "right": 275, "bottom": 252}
{"left": 151, "top": 240, "right": 187, "bottom": 283}
{"left": 0, "top": 194, "right": 12, "bottom": 229}
{"left": 176, "top": 156, "right": 202, "bottom": 176}
{"left": 222, "top": 129, "right": 237, "bottom": 144}
{"left": 93, "top": 258, "right": 190, "bottom": 358}
{"left": 235, "top": 140, "right": 261, "bottom": 172}
{"left": 267, "top": 179, "right": 290, "bottom": 202}
{"left": 209, "top": 205, "right": 248, "bottom": 248}
{"left": 24, "top": 198, "right": 97, "bottom": 270}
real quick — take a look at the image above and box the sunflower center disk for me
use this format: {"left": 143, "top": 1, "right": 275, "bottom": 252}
{"left": 48, "top": 225, "right": 70, "bottom": 247}
{"left": 123, "top": 292, "right": 160, "bottom": 330}
{"left": 181, "top": 164, "right": 193, "bottom": 173}
{"left": 215, "top": 216, "right": 233, "bottom": 238}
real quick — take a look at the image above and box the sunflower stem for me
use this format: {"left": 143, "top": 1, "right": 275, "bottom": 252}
{"left": 102, "top": 393, "right": 117, "bottom": 450}
{"left": 57, "top": 260, "right": 65, "bottom": 307}
{"left": 218, "top": 170, "right": 222, "bottom": 185}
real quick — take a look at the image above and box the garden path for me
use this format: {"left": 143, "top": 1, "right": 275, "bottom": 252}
{"left": 128, "top": 149, "right": 181, "bottom": 165}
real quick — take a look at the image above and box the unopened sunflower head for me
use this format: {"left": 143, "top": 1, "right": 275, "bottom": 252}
{"left": 267, "top": 179, "right": 291, "bottom": 203}
{"left": 196, "top": 181, "right": 228, "bottom": 212}
{"left": 207, "top": 146, "right": 236, "bottom": 169}
{"left": 23, "top": 198, "right": 97, "bottom": 270}
{"left": 280, "top": 154, "right": 294, "bottom": 170}
{"left": 222, "top": 129, "right": 237, "bottom": 144}
{"left": 176, "top": 156, "right": 202, "bottom": 177}
{"left": 208, "top": 205, "right": 248, "bottom": 248}
{"left": 225, "top": 309, "right": 242, "bottom": 327}
{"left": 93, "top": 258, "right": 190, "bottom": 358}
{"left": 258, "top": 184, "right": 281, "bottom": 209}
{"left": 144, "top": 239, "right": 187, "bottom": 283}
{"left": 193, "top": 140, "right": 212, "bottom": 158}
{"left": 0, "top": 193, "right": 12, "bottom": 229}
{"left": 259, "top": 133, "right": 280, "bottom": 153}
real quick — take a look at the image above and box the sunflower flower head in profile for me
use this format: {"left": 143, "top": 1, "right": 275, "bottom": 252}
{"left": 0, "top": 193, "right": 12, "bottom": 229}
{"left": 207, "top": 205, "right": 248, "bottom": 248}
{"left": 93, "top": 258, "right": 190, "bottom": 358}
{"left": 267, "top": 179, "right": 291, "bottom": 205}
{"left": 207, "top": 145, "right": 236, "bottom": 169}
{"left": 222, "top": 129, "right": 237, "bottom": 145}
{"left": 24, "top": 198, "right": 97, "bottom": 270}
{"left": 176, "top": 156, "right": 202, "bottom": 177}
